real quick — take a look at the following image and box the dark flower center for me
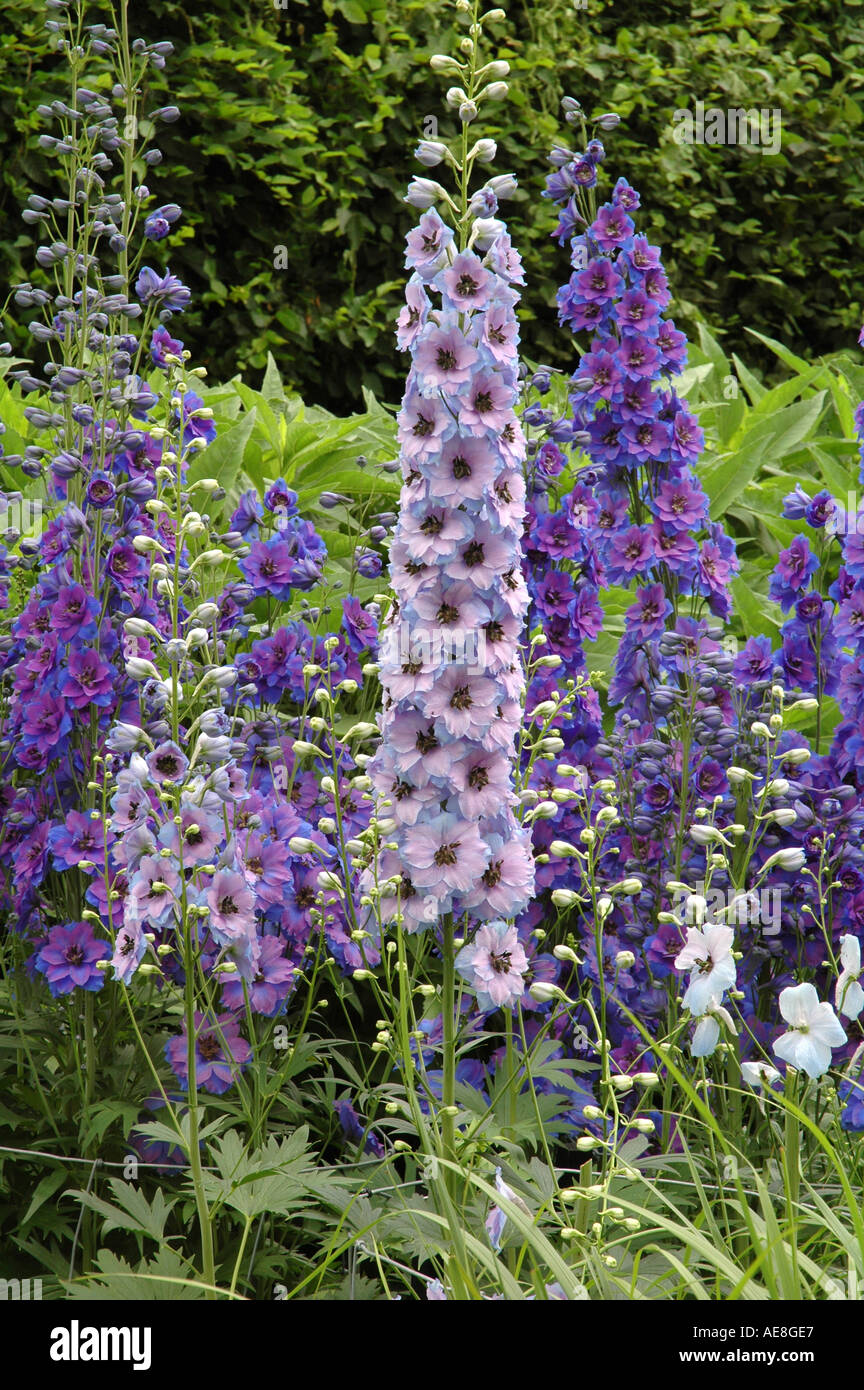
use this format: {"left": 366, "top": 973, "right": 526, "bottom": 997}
{"left": 450, "top": 684, "right": 472, "bottom": 710}
{"left": 436, "top": 348, "right": 457, "bottom": 370}
{"left": 468, "top": 766, "right": 489, "bottom": 789}
{"left": 451, "top": 455, "right": 471, "bottom": 479}
{"left": 416, "top": 727, "right": 439, "bottom": 754}
{"left": 199, "top": 1033, "right": 220, "bottom": 1061}
{"left": 456, "top": 273, "right": 479, "bottom": 298}
{"left": 474, "top": 391, "right": 493, "bottom": 413}
{"left": 483, "top": 860, "right": 502, "bottom": 888}
{"left": 463, "top": 542, "right": 485, "bottom": 567}
{"left": 490, "top": 949, "right": 511, "bottom": 974}
{"left": 433, "top": 841, "right": 460, "bottom": 866}
{"left": 66, "top": 944, "right": 85, "bottom": 966}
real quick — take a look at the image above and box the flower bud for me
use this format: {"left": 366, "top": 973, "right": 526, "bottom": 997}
{"left": 126, "top": 657, "right": 160, "bottom": 681}
{"left": 479, "top": 60, "right": 510, "bottom": 79}
{"left": 469, "top": 138, "right": 497, "bottom": 163}
{"left": 317, "top": 870, "right": 343, "bottom": 891}
{"left": 762, "top": 847, "right": 806, "bottom": 873}
{"left": 612, "top": 877, "right": 642, "bottom": 895}
{"left": 529, "top": 981, "right": 568, "bottom": 1004}
{"left": 415, "top": 140, "right": 450, "bottom": 167}
{"left": 553, "top": 943, "right": 582, "bottom": 964}
{"left": 780, "top": 745, "right": 810, "bottom": 765}
{"left": 429, "top": 54, "right": 464, "bottom": 74}
{"left": 289, "top": 836, "right": 326, "bottom": 856}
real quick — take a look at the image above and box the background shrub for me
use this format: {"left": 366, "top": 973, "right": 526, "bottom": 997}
{"left": 2, "top": 0, "right": 863, "bottom": 405}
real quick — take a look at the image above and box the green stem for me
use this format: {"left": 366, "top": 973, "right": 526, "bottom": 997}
{"left": 441, "top": 912, "right": 457, "bottom": 1200}
{"left": 784, "top": 1070, "right": 801, "bottom": 1294}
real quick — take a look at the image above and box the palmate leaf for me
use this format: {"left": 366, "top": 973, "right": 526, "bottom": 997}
{"left": 199, "top": 1127, "right": 324, "bottom": 1220}
{"left": 61, "top": 1248, "right": 206, "bottom": 1301}
{"left": 64, "top": 1178, "right": 176, "bottom": 1242}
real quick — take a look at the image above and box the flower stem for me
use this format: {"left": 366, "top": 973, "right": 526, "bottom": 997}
{"left": 441, "top": 911, "right": 458, "bottom": 1200}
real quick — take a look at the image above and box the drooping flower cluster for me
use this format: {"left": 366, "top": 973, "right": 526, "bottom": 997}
{"left": 369, "top": 205, "right": 535, "bottom": 938}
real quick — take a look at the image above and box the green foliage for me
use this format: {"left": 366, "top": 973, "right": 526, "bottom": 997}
{"left": 3, "top": 0, "right": 863, "bottom": 407}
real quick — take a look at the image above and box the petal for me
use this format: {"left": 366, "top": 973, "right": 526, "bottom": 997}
{"left": 778, "top": 982, "right": 818, "bottom": 1029}
{"left": 692, "top": 1016, "right": 720, "bottom": 1057}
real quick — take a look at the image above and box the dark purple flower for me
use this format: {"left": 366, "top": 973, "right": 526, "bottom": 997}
{"left": 135, "top": 266, "right": 191, "bottom": 312}
{"left": 34, "top": 921, "right": 109, "bottom": 996}
{"left": 60, "top": 648, "right": 115, "bottom": 708}
{"left": 341, "top": 594, "right": 378, "bottom": 653}
{"left": 85, "top": 470, "right": 116, "bottom": 509}
{"left": 165, "top": 1011, "right": 251, "bottom": 1094}
{"left": 355, "top": 546, "right": 382, "bottom": 579}
{"left": 221, "top": 936, "right": 296, "bottom": 1017}
{"left": 151, "top": 323, "right": 184, "bottom": 368}
{"left": 52, "top": 584, "right": 99, "bottom": 643}
{"left": 143, "top": 203, "right": 182, "bottom": 240}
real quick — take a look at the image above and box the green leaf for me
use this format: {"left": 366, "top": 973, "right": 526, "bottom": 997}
{"left": 703, "top": 393, "right": 826, "bottom": 517}
{"left": 21, "top": 1169, "right": 69, "bottom": 1229}
{"left": 187, "top": 407, "right": 258, "bottom": 492}
{"left": 744, "top": 328, "right": 812, "bottom": 374}
{"left": 261, "top": 352, "right": 286, "bottom": 402}
{"left": 730, "top": 575, "right": 781, "bottom": 638}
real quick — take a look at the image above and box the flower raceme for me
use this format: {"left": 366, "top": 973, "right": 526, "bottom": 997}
{"left": 369, "top": 204, "right": 535, "bottom": 941}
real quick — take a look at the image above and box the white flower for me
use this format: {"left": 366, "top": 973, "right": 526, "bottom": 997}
{"left": 692, "top": 1014, "right": 719, "bottom": 1057}
{"left": 741, "top": 1061, "right": 782, "bottom": 1090}
{"left": 674, "top": 924, "right": 736, "bottom": 1016}
{"left": 836, "top": 935, "right": 864, "bottom": 1021}
{"left": 773, "top": 982, "right": 847, "bottom": 1079}
{"left": 691, "top": 1001, "right": 737, "bottom": 1058}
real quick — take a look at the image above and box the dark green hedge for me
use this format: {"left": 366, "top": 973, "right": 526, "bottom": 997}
{"left": 2, "top": 0, "right": 863, "bottom": 406}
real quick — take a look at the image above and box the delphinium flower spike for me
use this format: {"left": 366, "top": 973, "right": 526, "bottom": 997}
{"left": 368, "top": 0, "right": 534, "bottom": 964}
